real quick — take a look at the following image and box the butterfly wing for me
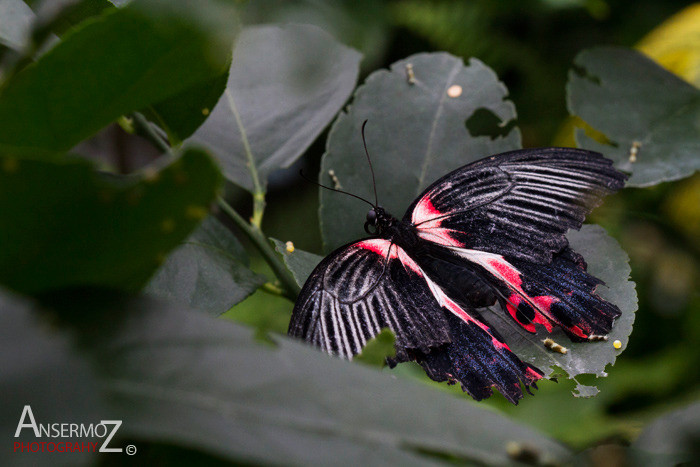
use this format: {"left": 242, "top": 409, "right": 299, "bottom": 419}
{"left": 405, "top": 148, "right": 626, "bottom": 339}
{"left": 405, "top": 147, "right": 626, "bottom": 262}
{"left": 289, "top": 238, "right": 543, "bottom": 402}
{"left": 289, "top": 238, "right": 451, "bottom": 360}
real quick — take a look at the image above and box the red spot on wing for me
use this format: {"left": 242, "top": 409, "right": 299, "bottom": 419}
{"left": 568, "top": 325, "right": 588, "bottom": 339}
{"left": 487, "top": 258, "right": 522, "bottom": 287}
{"left": 525, "top": 366, "right": 544, "bottom": 381}
{"left": 531, "top": 295, "right": 555, "bottom": 311}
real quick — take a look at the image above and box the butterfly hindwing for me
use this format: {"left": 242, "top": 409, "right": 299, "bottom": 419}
{"left": 412, "top": 311, "right": 544, "bottom": 404}
{"left": 406, "top": 147, "right": 627, "bottom": 263}
{"left": 289, "top": 239, "right": 544, "bottom": 402}
{"left": 289, "top": 239, "right": 452, "bottom": 360}
{"left": 506, "top": 248, "right": 621, "bottom": 340}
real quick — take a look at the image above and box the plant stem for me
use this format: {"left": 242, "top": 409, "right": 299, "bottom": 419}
{"left": 224, "top": 89, "right": 266, "bottom": 228}
{"left": 131, "top": 112, "right": 172, "bottom": 156}
{"left": 218, "top": 197, "right": 300, "bottom": 301}
{"left": 260, "top": 282, "right": 286, "bottom": 297}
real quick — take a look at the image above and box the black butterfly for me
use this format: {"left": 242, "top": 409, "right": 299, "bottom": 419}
{"left": 289, "top": 135, "right": 627, "bottom": 404}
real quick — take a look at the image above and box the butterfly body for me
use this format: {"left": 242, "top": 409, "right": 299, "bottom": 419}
{"left": 290, "top": 147, "right": 627, "bottom": 403}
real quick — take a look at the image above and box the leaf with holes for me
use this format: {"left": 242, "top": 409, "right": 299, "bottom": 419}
{"left": 0, "top": 149, "right": 222, "bottom": 296}
{"left": 568, "top": 46, "right": 700, "bottom": 186}
{"left": 146, "top": 216, "right": 266, "bottom": 315}
{"left": 320, "top": 52, "right": 521, "bottom": 251}
{"left": 482, "top": 225, "right": 637, "bottom": 397}
{"left": 187, "top": 24, "right": 361, "bottom": 193}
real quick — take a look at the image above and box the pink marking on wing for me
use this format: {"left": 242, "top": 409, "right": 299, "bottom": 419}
{"left": 432, "top": 285, "right": 491, "bottom": 333}
{"left": 569, "top": 325, "right": 588, "bottom": 339}
{"left": 356, "top": 239, "right": 422, "bottom": 275}
{"left": 356, "top": 239, "right": 392, "bottom": 257}
{"left": 531, "top": 295, "right": 555, "bottom": 312}
{"left": 412, "top": 195, "right": 442, "bottom": 224}
{"left": 487, "top": 258, "right": 522, "bottom": 287}
{"left": 492, "top": 338, "right": 511, "bottom": 352}
{"left": 396, "top": 246, "right": 422, "bottom": 275}
{"left": 417, "top": 228, "right": 464, "bottom": 247}
{"left": 531, "top": 312, "right": 554, "bottom": 332}
{"left": 525, "top": 366, "right": 544, "bottom": 381}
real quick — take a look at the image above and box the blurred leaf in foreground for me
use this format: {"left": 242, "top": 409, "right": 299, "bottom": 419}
{"left": 0, "top": 0, "right": 239, "bottom": 155}
{"left": 629, "top": 401, "right": 700, "bottom": 465}
{"left": 0, "top": 149, "right": 221, "bottom": 295}
{"left": 1, "top": 289, "right": 103, "bottom": 466}
{"left": 53, "top": 293, "right": 573, "bottom": 465}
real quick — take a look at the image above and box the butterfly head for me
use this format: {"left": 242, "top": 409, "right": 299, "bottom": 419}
{"left": 364, "top": 206, "right": 394, "bottom": 235}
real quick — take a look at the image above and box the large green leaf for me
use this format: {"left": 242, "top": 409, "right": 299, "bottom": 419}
{"left": 320, "top": 52, "right": 521, "bottom": 252}
{"left": 146, "top": 216, "right": 266, "bottom": 315}
{"left": 187, "top": 24, "right": 361, "bottom": 193}
{"left": 0, "top": 149, "right": 222, "bottom": 295}
{"left": 146, "top": 67, "right": 231, "bottom": 144}
{"left": 0, "top": 0, "right": 238, "bottom": 155}
{"left": 568, "top": 46, "right": 700, "bottom": 187}
{"left": 1, "top": 290, "right": 104, "bottom": 466}
{"left": 63, "top": 294, "right": 573, "bottom": 465}
{"left": 483, "top": 225, "right": 637, "bottom": 397}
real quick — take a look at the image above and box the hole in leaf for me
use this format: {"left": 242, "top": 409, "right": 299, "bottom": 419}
{"left": 571, "top": 64, "right": 602, "bottom": 85}
{"left": 465, "top": 108, "right": 516, "bottom": 140}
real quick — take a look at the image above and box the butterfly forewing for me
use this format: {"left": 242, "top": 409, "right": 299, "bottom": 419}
{"left": 406, "top": 147, "right": 627, "bottom": 263}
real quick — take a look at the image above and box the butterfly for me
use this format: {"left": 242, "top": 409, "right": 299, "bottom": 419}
{"left": 289, "top": 128, "right": 627, "bottom": 404}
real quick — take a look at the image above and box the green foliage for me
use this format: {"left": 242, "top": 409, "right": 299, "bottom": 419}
{"left": 0, "top": 150, "right": 221, "bottom": 294}
{"left": 0, "top": 0, "right": 239, "bottom": 155}
{"left": 1, "top": 291, "right": 103, "bottom": 466}
{"left": 5, "top": 290, "right": 575, "bottom": 465}
{"left": 568, "top": 47, "right": 700, "bottom": 186}
{"left": 271, "top": 238, "right": 322, "bottom": 287}
{"left": 188, "top": 23, "right": 361, "bottom": 194}
{"left": 355, "top": 328, "right": 397, "bottom": 367}
{"left": 146, "top": 216, "right": 266, "bottom": 315}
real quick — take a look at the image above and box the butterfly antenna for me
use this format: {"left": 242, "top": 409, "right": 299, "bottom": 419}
{"left": 299, "top": 170, "right": 375, "bottom": 208}
{"left": 361, "top": 120, "right": 379, "bottom": 207}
